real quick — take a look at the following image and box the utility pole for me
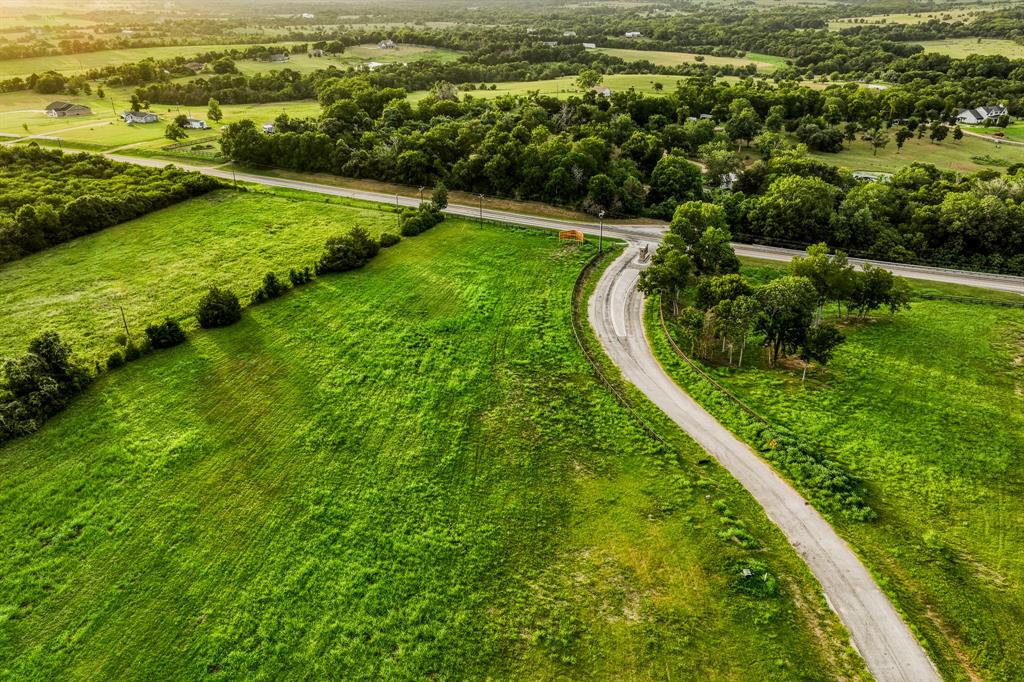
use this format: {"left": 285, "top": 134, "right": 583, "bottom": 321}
{"left": 119, "top": 306, "right": 131, "bottom": 341}
{"left": 598, "top": 210, "right": 605, "bottom": 255}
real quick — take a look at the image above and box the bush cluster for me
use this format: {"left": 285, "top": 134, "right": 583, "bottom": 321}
{"left": 145, "top": 318, "right": 187, "bottom": 349}
{"left": 315, "top": 226, "right": 380, "bottom": 274}
{"left": 379, "top": 232, "right": 401, "bottom": 248}
{"left": 399, "top": 204, "right": 444, "bottom": 237}
{"left": 196, "top": 287, "right": 243, "bottom": 328}
{"left": 0, "top": 332, "right": 91, "bottom": 443}
{"left": 250, "top": 272, "right": 288, "bottom": 304}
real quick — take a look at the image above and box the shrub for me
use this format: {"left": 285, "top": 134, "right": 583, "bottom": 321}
{"left": 315, "top": 227, "right": 379, "bottom": 274}
{"left": 379, "top": 232, "right": 401, "bottom": 248}
{"left": 250, "top": 271, "right": 289, "bottom": 304}
{"left": 399, "top": 204, "right": 444, "bottom": 237}
{"left": 123, "top": 342, "right": 142, "bottom": 361}
{"left": 196, "top": 287, "right": 242, "bottom": 328}
{"left": 145, "top": 318, "right": 186, "bottom": 349}
{"left": 106, "top": 350, "right": 126, "bottom": 370}
{"left": 431, "top": 182, "right": 449, "bottom": 210}
{"left": 289, "top": 266, "right": 314, "bottom": 286}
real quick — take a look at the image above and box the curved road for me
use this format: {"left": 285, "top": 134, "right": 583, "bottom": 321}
{"left": 109, "top": 155, "right": 1021, "bottom": 679}
{"left": 591, "top": 245, "right": 940, "bottom": 682}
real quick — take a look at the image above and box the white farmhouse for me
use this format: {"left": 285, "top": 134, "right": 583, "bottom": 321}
{"left": 956, "top": 105, "right": 1009, "bottom": 125}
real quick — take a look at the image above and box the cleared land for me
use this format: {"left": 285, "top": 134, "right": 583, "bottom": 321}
{"left": 917, "top": 37, "right": 1024, "bottom": 59}
{"left": 828, "top": 9, "right": 991, "bottom": 29}
{"left": 0, "top": 44, "right": 300, "bottom": 80}
{"left": 595, "top": 47, "right": 784, "bottom": 71}
{"left": 234, "top": 44, "right": 463, "bottom": 76}
{"left": 0, "top": 189, "right": 399, "bottom": 361}
{"left": 410, "top": 74, "right": 694, "bottom": 102}
{"left": 0, "top": 87, "right": 320, "bottom": 152}
{"left": 966, "top": 122, "right": 1024, "bottom": 142}
{"left": 0, "top": 204, "right": 861, "bottom": 679}
{"left": 655, "top": 262, "right": 1024, "bottom": 681}
{"left": 810, "top": 133, "right": 1024, "bottom": 173}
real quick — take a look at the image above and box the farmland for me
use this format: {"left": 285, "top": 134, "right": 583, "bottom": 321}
{"left": 652, "top": 262, "right": 1024, "bottom": 680}
{"left": 233, "top": 44, "right": 463, "bottom": 76}
{"left": 0, "top": 44, "right": 297, "bottom": 80}
{"left": 594, "top": 48, "right": 784, "bottom": 71}
{"left": 0, "top": 189, "right": 398, "bottom": 361}
{"left": 917, "top": 37, "right": 1024, "bottom": 60}
{"left": 0, "top": 208, "right": 861, "bottom": 680}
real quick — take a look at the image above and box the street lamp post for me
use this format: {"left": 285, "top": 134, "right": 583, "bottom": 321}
{"left": 477, "top": 194, "right": 484, "bottom": 229}
{"left": 598, "top": 210, "right": 605, "bottom": 255}
{"left": 395, "top": 193, "right": 401, "bottom": 229}
{"left": 418, "top": 186, "right": 426, "bottom": 202}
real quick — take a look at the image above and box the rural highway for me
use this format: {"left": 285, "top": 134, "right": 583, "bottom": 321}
{"left": 591, "top": 246, "right": 941, "bottom": 682}
{"left": 104, "top": 154, "right": 1024, "bottom": 295}
{"left": 110, "top": 155, "right": 1021, "bottom": 679}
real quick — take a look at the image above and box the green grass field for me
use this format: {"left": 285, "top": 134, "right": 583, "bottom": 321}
{"left": 810, "top": 132, "right": 1024, "bottom": 173}
{"left": 408, "top": 73, "right": 696, "bottom": 102}
{"left": 0, "top": 44, "right": 305, "bottom": 80}
{"left": 828, "top": 8, "right": 991, "bottom": 30}
{"left": 0, "top": 190, "right": 400, "bottom": 362}
{"left": 595, "top": 47, "right": 783, "bottom": 71}
{"left": 653, "top": 262, "right": 1024, "bottom": 681}
{"left": 0, "top": 85, "right": 320, "bottom": 152}
{"left": 234, "top": 44, "right": 463, "bottom": 76}
{"left": 0, "top": 196, "right": 865, "bottom": 680}
{"left": 966, "top": 122, "right": 1024, "bottom": 143}
{"left": 917, "top": 37, "right": 1024, "bottom": 59}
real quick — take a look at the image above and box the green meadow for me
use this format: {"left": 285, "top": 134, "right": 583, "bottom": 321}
{"left": 653, "top": 261, "right": 1024, "bottom": 681}
{"left": 809, "top": 132, "right": 1024, "bottom": 174}
{"left": 595, "top": 47, "right": 783, "bottom": 71}
{"left": 0, "top": 195, "right": 864, "bottom": 680}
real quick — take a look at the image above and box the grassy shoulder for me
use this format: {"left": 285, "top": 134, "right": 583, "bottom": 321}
{"left": 650, "top": 260, "right": 1024, "bottom": 681}
{"left": 1, "top": 221, "right": 857, "bottom": 680}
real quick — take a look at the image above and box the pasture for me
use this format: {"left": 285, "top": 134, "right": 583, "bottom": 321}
{"left": 595, "top": 47, "right": 784, "bottom": 71}
{"left": 917, "top": 37, "right": 1024, "bottom": 59}
{"left": 409, "top": 73, "right": 695, "bottom": 102}
{"left": 0, "top": 210, "right": 862, "bottom": 680}
{"left": 0, "top": 190, "right": 398, "bottom": 361}
{"left": 0, "top": 44, "right": 295, "bottom": 80}
{"left": 810, "top": 132, "right": 1024, "bottom": 173}
{"left": 653, "top": 262, "right": 1024, "bottom": 681}
{"left": 234, "top": 44, "right": 463, "bottom": 76}
{"left": 828, "top": 9, "right": 991, "bottom": 30}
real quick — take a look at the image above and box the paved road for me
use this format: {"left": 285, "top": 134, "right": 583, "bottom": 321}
{"left": 590, "top": 245, "right": 942, "bottom": 682}
{"left": 103, "top": 154, "right": 1024, "bottom": 296}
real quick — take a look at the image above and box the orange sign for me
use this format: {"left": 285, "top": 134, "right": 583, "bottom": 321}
{"left": 559, "top": 229, "right": 585, "bottom": 242}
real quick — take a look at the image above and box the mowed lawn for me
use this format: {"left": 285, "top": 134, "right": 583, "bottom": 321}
{"left": 409, "top": 74, "right": 696, "bottom": 102}
{"left": 0, "top": 190, "right": 397, "bottom": 362}
{"left": 0, "top": 86, "right": 321, "bottom": 151}
{"left": 596, "top": 47, "right": 784, "bottom": 71}
{"left": 655, "top": 263, "right": 1024, "bottom": 681}
{"left": 0, "top": 220, "right": 861, "bottom": 680}
{"left": 810, "top": 133, "right": 1024, "bottom": 173}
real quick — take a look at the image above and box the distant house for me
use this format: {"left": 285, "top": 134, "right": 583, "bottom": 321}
{"left": 719, "top": 172, "right": 739, "bottom": 190}
{"left": 526, "top": 27, "right": 535, "bottom": 34}
{"left": 540, "top": 41, "right": 558, "bottom": 47}
{"left": 262, "top": 123, "right": 276, "bottom": 133}
{"left": 624, "top": 31, "right": 642, "bottom": 38}
{"left": 301, "top": 12, "right": 315, "bottom": 18}
{"left": 582, "top": 42, "right": 596, "bottom": 49}
{"left": 267, "top": 53, "right": 290, "bottom": 63}
{"left": 122, "top": 111, "right": 159, "bottom": 124}
{"left": 852, "top": 171, "right": 893, "bottom": 183}
{"left": 184, "top": 118, "right": 209, "bottom": 130}
{"left": 184, "top": 62, "right": 205, "bottom": 72}
{"left": 699, "top": 113, "right": 714, "bottom": 120}
{"left": 309, "top": 48, "right": 325, "bottom": 57}
{"left": 562, "top": 31, "right": 577, "bottom": 37}
{"left": 365, "top": 61, "right": 385, "bottom": 70}
{"left": 593, "top": 86, "right": 612, "bottom": 97}
{"left": 378, "top": 39, "right": 396, "bottom": 49}
{"left": 45, "top": 101, "right": 92, "bottom": 118}
{"left": 956, "top": 105, "right": 1008, "bottom": 125}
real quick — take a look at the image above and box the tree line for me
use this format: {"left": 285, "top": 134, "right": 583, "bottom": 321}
{"left": 0, "top": 147, "right": 222, "bottom": 265}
